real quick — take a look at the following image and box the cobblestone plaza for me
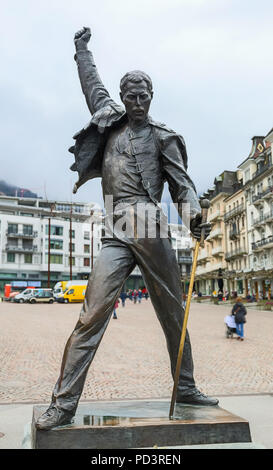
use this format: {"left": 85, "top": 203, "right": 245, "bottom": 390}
{"left": 0, "top": 300, "right": 272, "bottom": 404}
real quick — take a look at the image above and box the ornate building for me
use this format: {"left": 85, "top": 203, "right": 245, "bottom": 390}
{"left": 195, "top": 171, "right": 239, "bottom": 295}
{"left": 238, "top": 129, "right": 273, "bottom": 298}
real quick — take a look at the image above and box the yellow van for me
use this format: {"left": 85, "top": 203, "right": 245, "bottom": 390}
{"left": 57, "top": 285, "right": 87, "bottom": 303}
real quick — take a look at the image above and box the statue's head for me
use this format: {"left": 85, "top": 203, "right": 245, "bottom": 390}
{"left": 120, "top": 71, "right": 153, "bottom": 124}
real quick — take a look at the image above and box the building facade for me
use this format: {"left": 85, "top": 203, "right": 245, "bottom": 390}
{"left": 0, "top": 195, "right": 193, "bottom": 296}
{"left": 238, "top": 130, "right": 273, "bottom": 298}
{"left": 0, "top": 196, "right": 103, "bottom": 295}
{"left": 194, "top": 171, "right": 239, "bottom": 295}
{"left": 169, "top": 223, "right": 193, "bottom": 292}
{"left": 194, "top": 127, "right": 273, "bottom": 299}
{"left": 223, "top": 183, "right": 248, "bottom": 296}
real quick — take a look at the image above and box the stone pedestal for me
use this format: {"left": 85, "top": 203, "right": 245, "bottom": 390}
{"left": 31, "top": 400, "right": 251, "bottom": 449}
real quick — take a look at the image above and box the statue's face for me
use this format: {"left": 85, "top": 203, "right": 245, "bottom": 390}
{"left": 120, "top": 80, "right": 153, "bottom": 124}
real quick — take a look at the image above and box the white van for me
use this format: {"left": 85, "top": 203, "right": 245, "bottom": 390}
{"left": 14, "top": 288, "right": 39, "bottom": 303}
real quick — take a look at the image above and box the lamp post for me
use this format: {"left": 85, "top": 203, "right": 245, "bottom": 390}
{"left": 69, "top": 205, "right": 73, "bottom": 280}
{"left": 47, "top": 203, "right": 55, "bottom": 288}
{"left": 90, "top": 210, "right": 94, "bottom": 270}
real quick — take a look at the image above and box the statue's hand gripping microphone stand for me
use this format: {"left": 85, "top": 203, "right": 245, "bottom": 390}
{"left": 169, "top": 199, "right": 210, "bottom": 419}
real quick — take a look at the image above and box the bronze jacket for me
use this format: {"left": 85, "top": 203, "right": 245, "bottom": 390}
{"left": 69, "top": 49, "right": 201, "bottom": 218}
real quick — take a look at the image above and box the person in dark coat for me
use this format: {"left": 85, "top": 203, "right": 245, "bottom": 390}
{"left": 232, "top": 297, "right": 247, "bottom": 341}
{"left": 120, "top": 291, "right": 127, "bottom": 307}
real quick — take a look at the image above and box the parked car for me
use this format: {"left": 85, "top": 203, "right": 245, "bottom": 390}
{"left": 14, "top": 288, "right": 39, "bottom": 303}
{"left": 28, "top": 289, "right": 54, "bottom": 304}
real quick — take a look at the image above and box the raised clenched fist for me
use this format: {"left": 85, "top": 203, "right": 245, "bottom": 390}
{"left": 74, "top": 27, "right": 91, "bottom": 50}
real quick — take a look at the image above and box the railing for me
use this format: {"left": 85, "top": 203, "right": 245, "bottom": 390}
{"left": 178, "top": 256, "right": 192, "bottom": 264}
{"left": 252, "top": 163, "right": 271, "bottom": 180}
{"left": 229, "top": 229, "right": 239, "bottom": 240}
{"left": 253, "top": 210, "right": 273, "bottom": 226}
{"left": 224, "top": 203, "right": 245, "bottom": 221}
{"left": 252, "top": 235, "right": 273, "bottom": 251}
{"left": 6, "top": 231, "right": 38, "bottom": 238}
{"left": 6, "top": 245, "right": 38, "bottom": 253}
{"left": 225, "top": 246, "right": 248, "bottom": 260}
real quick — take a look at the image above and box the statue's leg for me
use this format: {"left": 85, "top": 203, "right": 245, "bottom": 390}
{"left": 51, "top": 239, "right": 136, "bottom": 414}
{"left": 131, "top": 236, "right": 196, "bottom": 397}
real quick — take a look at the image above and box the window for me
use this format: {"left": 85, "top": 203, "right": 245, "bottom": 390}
{"left": 24, "top": 254, "right": 33, "bottom": 264}
{"left": 46, "top": 225, "right": 63, "bottom": 236}
{"left": 20, "top": 212, "right": 33, "bottom": 217}
{"left": 47, "top": 239, "right": 63, "bottom": 250}
{"left": 8, "top": 223, "right": 18, "bottom": 234}
{"left": 245, "top": 169, "right": 250, "bottom": 182}
{"left": 23, "top": 224, "right": 33, "bottom": 235}
{"left": 69, "top": 243, "right": 75, "bottom": 252}
{"left": 69, "top": 229, "right": 75, "bottom": 239}
{"left": 45, "top": 254, "right": 63, "bottom": 264}
{"left": 84, "top": 244, "right": 90, "bottom": 253}
{"left": 84, "top": 231, "right": 90, "bottom": 240}
{"left": 7, "top": 253, "right": 15, "bottom": 262}
{"left": 84, "top": 258, "right": 90, "bottom": 267}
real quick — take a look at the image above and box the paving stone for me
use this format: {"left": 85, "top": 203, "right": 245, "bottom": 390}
{"left": 0, "top": 300, "right": 272, "bottom": 402}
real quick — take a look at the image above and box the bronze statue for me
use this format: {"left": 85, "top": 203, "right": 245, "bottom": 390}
{"left": 36, "top": 27, "right": 218, "bottom": 431}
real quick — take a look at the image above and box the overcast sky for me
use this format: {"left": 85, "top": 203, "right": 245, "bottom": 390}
{"left": 1, "top": 0, "right": 273, "bottom": 207}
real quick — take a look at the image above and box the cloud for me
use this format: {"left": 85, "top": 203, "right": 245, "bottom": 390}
{"left": 1, "top": 0, "right": 273, "bottom": 204}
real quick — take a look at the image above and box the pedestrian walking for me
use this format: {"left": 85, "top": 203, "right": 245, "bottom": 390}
{"left": 113, "top": 300, "right": 119, "bottom": 319}
{"left": 232, "top": 297, "right": 247, "bottom": 341}
{"left": 138, "top": 289, "right": 142, "bottom": 303}
{"left": 133, "top": 289, "right": 138, "bottom": 304}
{"left": 142, "top": 287, "right": 148, "bottom": 300}
{"left": 120, "top": 291, "right": 127, "bottom": 307}
{"left": 182, "top": 293, "right": 187, "bottom": 309}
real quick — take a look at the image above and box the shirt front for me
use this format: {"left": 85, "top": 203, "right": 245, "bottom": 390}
{"left": 102, "top": 119, "right": 158, "bottom": 204}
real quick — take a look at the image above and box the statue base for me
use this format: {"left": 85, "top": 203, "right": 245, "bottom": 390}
{"left": 31, "top": 399, "right": 251, "bottom": 449}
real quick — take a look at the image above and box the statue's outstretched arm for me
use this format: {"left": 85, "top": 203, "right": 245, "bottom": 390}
{"left": 74, "top": 27, "right": 117, "bottom": 115}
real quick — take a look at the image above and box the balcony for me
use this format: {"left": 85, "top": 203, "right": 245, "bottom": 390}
{"left": 212, "top": 246, "right": 224, "bottom": 256}
{"left": 208, "top": 209, "right": 223, "bottom": 222}
{"left": 207, "top": 228, "right": 223, "bottom": 240}
{"left": 252, "top": 186, "right": 273, "bottom": 205}
{"left": 196, "top": 262, "right": 224, "bottom": 276}
{"left": 252, "top": 163, "right": 271, "bottom": 180}
{"left": 198, "top": 249, "right": 211, "bottom": 261}
{"left": 224, "top": 203, "right": 245, "bottom": 222}
{"left": 6, "top": 230, "right": 38, "bottom": 238}
{"left": 229, "top": 229, "right": 239, "bottom": 241}
{"left": 6, "top": 244, "right": 38, "bottom": 253}
{"left": 252, "top": 235, "right": 273, "bottom": 252}
{"left": 252, "top": 193, "right": 265, "bottom": 205}
{"left": 253, "top": 210, "right": 273, "bottom": 227}
{"left": 178, "top": 256, "right": 192, "bottom": 264}
{"left": 225, "top": 246, "right": 248, "bottom": 260}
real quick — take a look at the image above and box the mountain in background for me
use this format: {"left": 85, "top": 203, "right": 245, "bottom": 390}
{"left": 0, "top": 180, "right": 38, "bottom": 198}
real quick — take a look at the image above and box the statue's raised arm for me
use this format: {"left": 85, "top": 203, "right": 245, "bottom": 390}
{"left": 74, "top": 27, "right": 118, "bottom": 115}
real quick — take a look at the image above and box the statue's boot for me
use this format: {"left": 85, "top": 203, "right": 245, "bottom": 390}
{"left": 36, "top": 405, "right": 74, "bottom": 431}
